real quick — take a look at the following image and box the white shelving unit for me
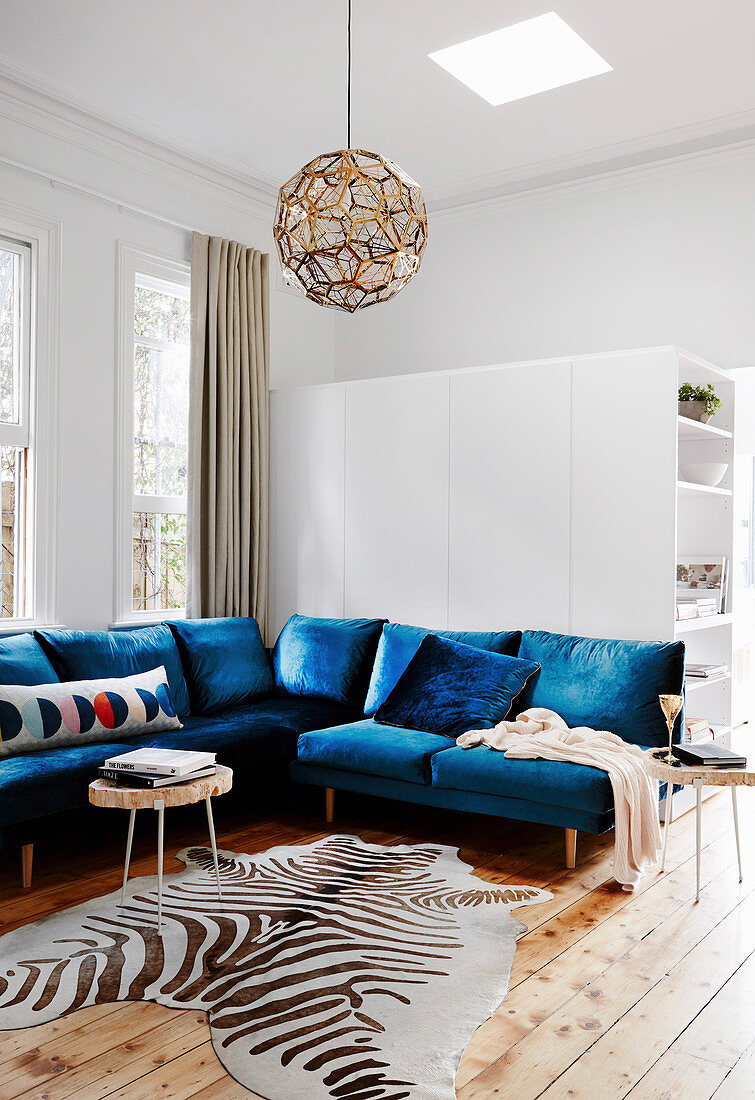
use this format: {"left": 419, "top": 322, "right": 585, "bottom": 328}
{"left": 672, "top": 351, "right": 736, "bottom": 817}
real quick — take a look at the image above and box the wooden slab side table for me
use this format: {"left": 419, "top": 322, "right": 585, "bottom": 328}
{"left": 643, "top": 750, "right": 754, "bottom": 902}
{"left": 89, "top": 764, "right": 233, "bottom": 933}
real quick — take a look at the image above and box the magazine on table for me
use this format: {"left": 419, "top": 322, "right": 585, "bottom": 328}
{"left": 103, "top": 748, "right": 216, "bottom": 777}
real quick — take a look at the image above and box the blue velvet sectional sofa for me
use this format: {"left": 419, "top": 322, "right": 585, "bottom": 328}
{"left": 0, "top": 615, "right": 684, "bottom": 888}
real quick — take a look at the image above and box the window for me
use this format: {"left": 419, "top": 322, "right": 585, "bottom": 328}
{"left": 0, "top": 236, "right": 31, "bottom": 619}
{"left": 117, "top": 246, "right": 190, "bottom": 621}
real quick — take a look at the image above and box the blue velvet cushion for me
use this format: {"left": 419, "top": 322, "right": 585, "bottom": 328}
{"left": 272, "top": 614, "right": 386, "bottom": 707}
{"left": 0, "top": 633, "right": 59, "bottom": 685}
{"left": 517, "top": 630, "right": 686, "bottom": 748}
{"left": 363, "top": 623, "right": 522, "bottom": 716}
{"left": 374, "top": 634, "right": 540, "bottom": 738}
{"left": 35, "top": 626, "right": 191, "bottom": 717}
{"left": 431, "top": 746, "right": 614, "bottom": 814}
{"left": 168, "top": 617, "right": 274, "bottom": 715}
{"left": 297, "top": 719, "right": 453, "bottom": 784}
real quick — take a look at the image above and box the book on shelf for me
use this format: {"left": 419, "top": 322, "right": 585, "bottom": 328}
{"left": 686, "top": 663, "right": 729, "bottom": 679}
{"left": 676, "top": 557, "right": 727, "bottom": 613}
{"left": 685, "top": 717, "right": 710, "bottom": 738}
{"left": 103, "top": 748, "right": 216, "bottom": 777}
{"left": 675, "top": 603, "right": 698, "bottom": 621}
{"left": 99, "top": 765, "right": 217, "bottom": 788}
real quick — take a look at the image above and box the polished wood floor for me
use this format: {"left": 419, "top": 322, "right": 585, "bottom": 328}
{"left": 0, "top": 781, "right": 754, "bottom": 1100}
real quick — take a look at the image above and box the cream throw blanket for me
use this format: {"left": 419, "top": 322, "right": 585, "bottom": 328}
{"left": 457, "top": 708, "right": 661, "bottom": 891}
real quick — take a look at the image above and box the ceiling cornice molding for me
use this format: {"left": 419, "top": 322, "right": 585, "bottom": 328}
{"left": 429, "top": 125, "right": 755, "bottom": 223}
{"left": 0, "top": 60, "right": 279, "bottom": 220}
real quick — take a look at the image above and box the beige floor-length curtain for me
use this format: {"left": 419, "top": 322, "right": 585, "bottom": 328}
{"left": 186, "top": 233, "right": 270, "bottom": 634}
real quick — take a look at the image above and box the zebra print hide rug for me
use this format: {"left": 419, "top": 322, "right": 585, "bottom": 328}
{"left": 0, "top": 834, "right": 551, "bottom": 1099}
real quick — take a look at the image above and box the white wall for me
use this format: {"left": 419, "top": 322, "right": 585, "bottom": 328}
{"left": 0, "top": 87, "right": 335, "bottom": 630}
{"left": 334, "top": 146, "right": 755, "bottom": 381}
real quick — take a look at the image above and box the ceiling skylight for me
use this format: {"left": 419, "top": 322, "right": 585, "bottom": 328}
{"left": 428, "top": 12, "right": 612, "bottom": 106}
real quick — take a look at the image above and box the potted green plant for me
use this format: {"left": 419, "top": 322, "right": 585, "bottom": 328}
{"left": 678, "top": 382, "right": 721, "bottom": 424}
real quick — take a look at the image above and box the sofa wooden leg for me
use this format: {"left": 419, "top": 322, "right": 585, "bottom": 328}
{"left": 325, "top": 788, "right": 335, "bottom": 824}
{"left": 565, "top": 829, "right": 577, "bottom": 870}
{"left": 21, "top": 843, "right": 33, "bottom": 889}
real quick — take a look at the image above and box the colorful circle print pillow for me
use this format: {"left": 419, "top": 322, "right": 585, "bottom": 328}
{"left": 0, "top": 666, "right": 182, "bottom": 758}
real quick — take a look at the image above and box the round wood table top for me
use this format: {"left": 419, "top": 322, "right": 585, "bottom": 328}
{"left": 89, "top": 764, "right": 233, "bottom": 809}
{"left": 642, "top": 748, "right": 755, "bottom": 788}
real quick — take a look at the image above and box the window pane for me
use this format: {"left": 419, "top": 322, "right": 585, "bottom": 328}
{"left": 0, "top": 247, "right": 21, "bottom": 424}
{"left": 1, "top": 446, "right": 25, "bottom": 618}
{"left": 132, "top": 511, "right": 186, "bottom": 613}
{"left": 134, "top": 285, "right": 189, "bottom": 343}
{"left": 133, "top": 342, "right": 189, "bottom": 497}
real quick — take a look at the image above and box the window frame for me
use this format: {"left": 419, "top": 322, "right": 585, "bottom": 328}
{"left": 0, "top": 207, "right": 59, "bottom": 632}
{"left": 115, "top": 243, "right": 190, "bottom": 625}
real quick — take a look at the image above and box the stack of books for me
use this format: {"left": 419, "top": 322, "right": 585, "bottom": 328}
{"left": 686, "top": 662, "right": 729, "bottom": 681}
{"left": 99, "top": 748, "right": 217, "bottom": 789}
{"left": 675, "top": 596, "right": 719, "bottom": 620}
{"left": 685, "top": 717, "right": 714, "bottom": 744}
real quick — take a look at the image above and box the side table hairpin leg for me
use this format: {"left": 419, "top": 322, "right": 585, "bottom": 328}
{"left": 660, "top": 780, "right": 673, "bottom": 873}
{"left": 205, "top": 795, "right": 223, "bottom": 899}
{"left": 694, "top": 778, "right": 703, "bottom": 903}
{"left": 120, "top": 809, "right": 136, "bottom": 905}
{"left": 155, "top": 799, "right": 165, "bottom": 934}
{"left": 732, "top": 787, "right": 743, "bottom": 882}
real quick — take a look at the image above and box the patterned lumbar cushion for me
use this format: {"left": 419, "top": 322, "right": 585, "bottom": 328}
{"left": 0, "top": 666, "right": 182, "bottom": 758}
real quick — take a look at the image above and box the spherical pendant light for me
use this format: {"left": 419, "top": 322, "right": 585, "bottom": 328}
{"left": 274, "top": 149, "right": 428, "bottom": 313}
{"left": 273, "top": 2, "right": 428, "bottom": 313}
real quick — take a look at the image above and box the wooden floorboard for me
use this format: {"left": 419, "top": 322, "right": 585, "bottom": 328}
{"left": 0, "top": 784, "right": 753, "bottom": 1099}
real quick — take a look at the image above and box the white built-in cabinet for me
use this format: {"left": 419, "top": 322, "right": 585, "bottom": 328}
{"left": 270, "top": 347, "right": 737, "bottom": 773}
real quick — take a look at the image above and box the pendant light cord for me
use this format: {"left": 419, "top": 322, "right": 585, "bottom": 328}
{"left": 347, "top": 0, "right": 352, "bottom": 148}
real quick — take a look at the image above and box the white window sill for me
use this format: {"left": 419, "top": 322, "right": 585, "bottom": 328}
{"left": 0, "top": 621, "right": 66, "bottom": 636}
{"left": 109, "top": 609, "right": 186, "bottom": 630}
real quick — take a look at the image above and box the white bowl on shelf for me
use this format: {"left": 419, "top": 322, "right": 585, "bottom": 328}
{"left": 678, "top": 462, "right": 728, "bottom": 487}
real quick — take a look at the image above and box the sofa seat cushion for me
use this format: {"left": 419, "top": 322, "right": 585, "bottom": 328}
{"left": 431, "top": 745, "right": 614, "bottom": 815}
{"left": 517, "top": 630, "right": 686, "bottom": 748}
{"left": 297, "top": 719, "right": 453, "bottom": 785}
{"left": 0, "top": 697, "right": 360, "bottom": 828}
{"left": 35, "top": 626, "right": 191, "bottom": 717}
{"left": 168, "top": 617, "right": 274, "bottom": 714}
{"left": 364, "top": 623, "right": 522, "bottom": 716}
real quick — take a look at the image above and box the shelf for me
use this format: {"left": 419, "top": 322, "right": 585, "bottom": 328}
{"left": 675, "top": 613, "right": 733, "bottom": 635}
{"left": 677, "top": 480, "right": 732, "bottom": 497}
{"left": 685, "top": 672, "right": 731, "bottom": 691}
{"left": 677, "top": 414, "right": 732, "bottom": 440}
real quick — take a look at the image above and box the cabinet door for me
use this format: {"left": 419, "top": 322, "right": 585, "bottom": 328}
{"left": 269, "top": 385, "right": 346, "bottom": 639}
{"left": 449, "top": 362, "right": 572, "bottom": 632}
{"left": 571, "top": 350, "right": 677, "bottom": 640}
{"left": 344, "top": 375, "right": 450, "bottom": 626}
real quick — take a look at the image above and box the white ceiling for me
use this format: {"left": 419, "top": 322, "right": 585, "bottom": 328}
{"left": 2, "top": 0, "right": 755, "bottom": 207}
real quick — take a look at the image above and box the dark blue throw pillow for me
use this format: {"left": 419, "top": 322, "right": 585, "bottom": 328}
{"left": 273, "top": 614, "right": 386, "bottom": 707}
{"left": 364, "top": 623, "right": 522, "bottom": 715}
{"left": 35, "top": 625, "right": 191, "bottom": 717}
{"left": 374, "top": 634, "right": 540, "bottom": 738}
{"left": 168, "top": 617, "right": 274, "bottom": 715}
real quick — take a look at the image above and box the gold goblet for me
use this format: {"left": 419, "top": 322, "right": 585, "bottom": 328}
{"left": 658, "top": 694, "right": 684, "bottom": 765}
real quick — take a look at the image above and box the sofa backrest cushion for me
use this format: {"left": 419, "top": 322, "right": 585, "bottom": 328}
{"left": 374, "top": 634, "right": 541, "bottom": 738}
{"left": 517, "top": 630, "right": 686, "bottom": 748}
{"left": 35, "top": 626, "right": 191, "bottom": 717}
{"left": 168, "top": 617, "right": 274, "bottom": 715}
{"left": 0, "top": 666, "right": 182, "bottom": 759}
{"left": 363, "top": 623, "right": 522, "bottom": 716}
{"left": 0, "top": 633, "right": 59, "bottom": 685}
{"left": 273, "top": 614, "right": 386, "bottom": 707}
